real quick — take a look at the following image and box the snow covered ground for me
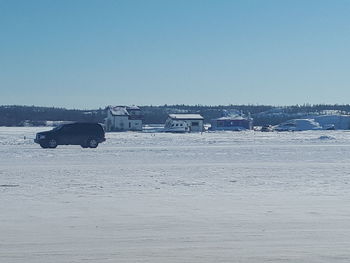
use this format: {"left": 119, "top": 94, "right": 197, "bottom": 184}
{"left": 1, "top": 127, "right": 350, "bottom": 262}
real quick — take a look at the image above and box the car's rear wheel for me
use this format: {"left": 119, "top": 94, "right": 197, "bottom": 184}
{"left": 48, "top": 139, "right": 57, "bottom": 148}
{"left": 87, "top": 138, "right": 98, "bottom": 148}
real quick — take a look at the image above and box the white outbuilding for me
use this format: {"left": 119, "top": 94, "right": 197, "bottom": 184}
{"left": 165, "top": 114, "right": 204, "bottom": 132}
{"left": 105, "top": 106, "right": 143, "bottom": 132}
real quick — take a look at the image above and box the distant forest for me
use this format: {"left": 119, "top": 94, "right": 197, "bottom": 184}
{"left": 1, "top": 104, "right": 350, "bottom": 127}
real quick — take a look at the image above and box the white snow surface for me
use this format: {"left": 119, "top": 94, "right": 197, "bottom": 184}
{"left": 1, "top": 127, "right": 350, "bottom": 262}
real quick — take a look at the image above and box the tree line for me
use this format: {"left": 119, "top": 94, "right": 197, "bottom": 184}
{"left": 1, "top": 104, "right": 350, "bottom": 127}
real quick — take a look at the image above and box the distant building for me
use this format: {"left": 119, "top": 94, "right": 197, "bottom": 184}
{"left": 105, "top": 106, "right": 143, "bottom": 132}
{"left": 273, "top": 115, "right": 350, "bottom": 131}
{"left": 165, "top": 114, "right": 204, "bottom": 132}
{"left": 273, "top": 119, "right": 323, "bottom": 131}
{"left": 211, "top": 110, "right": 253, "bottom": 131}
{"left": 314, "top": 115, "right": 350, "bottom": 130}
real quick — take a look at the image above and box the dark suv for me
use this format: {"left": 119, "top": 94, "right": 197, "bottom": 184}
{"left": 34, "top": 122, "right": 106, "bottom": 149}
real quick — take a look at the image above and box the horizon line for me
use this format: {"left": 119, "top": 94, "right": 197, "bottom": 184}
{"left": 1, "top": 103, "right": 350, "bottom": 111}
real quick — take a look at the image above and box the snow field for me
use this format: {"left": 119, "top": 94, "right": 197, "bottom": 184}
{"left": 1, "top": 127, "right": 350, "bottom": 262}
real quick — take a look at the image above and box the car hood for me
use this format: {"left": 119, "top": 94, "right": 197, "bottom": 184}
{"left": 36, "top": 130, "right": 53, "bottom": 136}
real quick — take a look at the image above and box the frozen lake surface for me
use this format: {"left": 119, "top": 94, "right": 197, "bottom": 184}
{"left": 1, "top": 127, "right": 350, "bottom": 262}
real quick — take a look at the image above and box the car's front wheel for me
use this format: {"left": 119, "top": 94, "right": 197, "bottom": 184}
{"left": 40, "top": 143, "right": 48, "bottom": 149}
{"left": 48, "top": 139, "right": 57, "bottom": 148}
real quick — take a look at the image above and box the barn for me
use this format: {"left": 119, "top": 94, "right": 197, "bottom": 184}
{"left": 105, "top": 106, "right": 143, "bottom": 132}
{"left": 211, "top": 111, "right": 253, "bottom": 131}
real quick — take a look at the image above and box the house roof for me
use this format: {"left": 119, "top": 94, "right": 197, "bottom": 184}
{"left": 126, "top": 105, "right": 141, "bottom": 110}
{"left": 214, "top": 116, "right": 248, "bottom": 121}
{"left": 108, "top": 105, "right": 140, "bottom": 116}
{"left": 169, "top": 114, "right": 204, "bottom": 120}
{"left": 109, "top": 106, "right": 129, "bottom": 116}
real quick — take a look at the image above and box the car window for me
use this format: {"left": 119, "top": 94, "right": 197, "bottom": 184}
{"left": 52, "top": 124, "right": 63, "bottom": 131}
{"left": 73, "top": 124, "right": 84, "bottom": 133}
{"left": 59, "top": 123, "right": 103, "bottom": 135}
{"left": 61, "top": 124, "right": 74, "bottom": 133}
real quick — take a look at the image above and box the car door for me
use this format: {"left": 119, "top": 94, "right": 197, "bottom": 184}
{"left": 57, "top": 124, "right": 75, "bottom": 144}
{"left": 69, "top": 124, "right": 85, "bottom": 145}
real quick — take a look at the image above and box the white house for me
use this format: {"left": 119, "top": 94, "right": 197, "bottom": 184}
{"left": 105, "top": 106, "right": 143, "bottom": 132}
{"left": 165, "top": 114, "right": 204, "bottom": 132}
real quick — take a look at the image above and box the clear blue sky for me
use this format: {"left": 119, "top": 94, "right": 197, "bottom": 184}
{"left": 1, "top": 0, "right": 350, "bottom": 109}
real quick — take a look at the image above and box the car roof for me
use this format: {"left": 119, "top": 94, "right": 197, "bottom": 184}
{"left": 66, "top": 122, "right": 101, "bottom": 126}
